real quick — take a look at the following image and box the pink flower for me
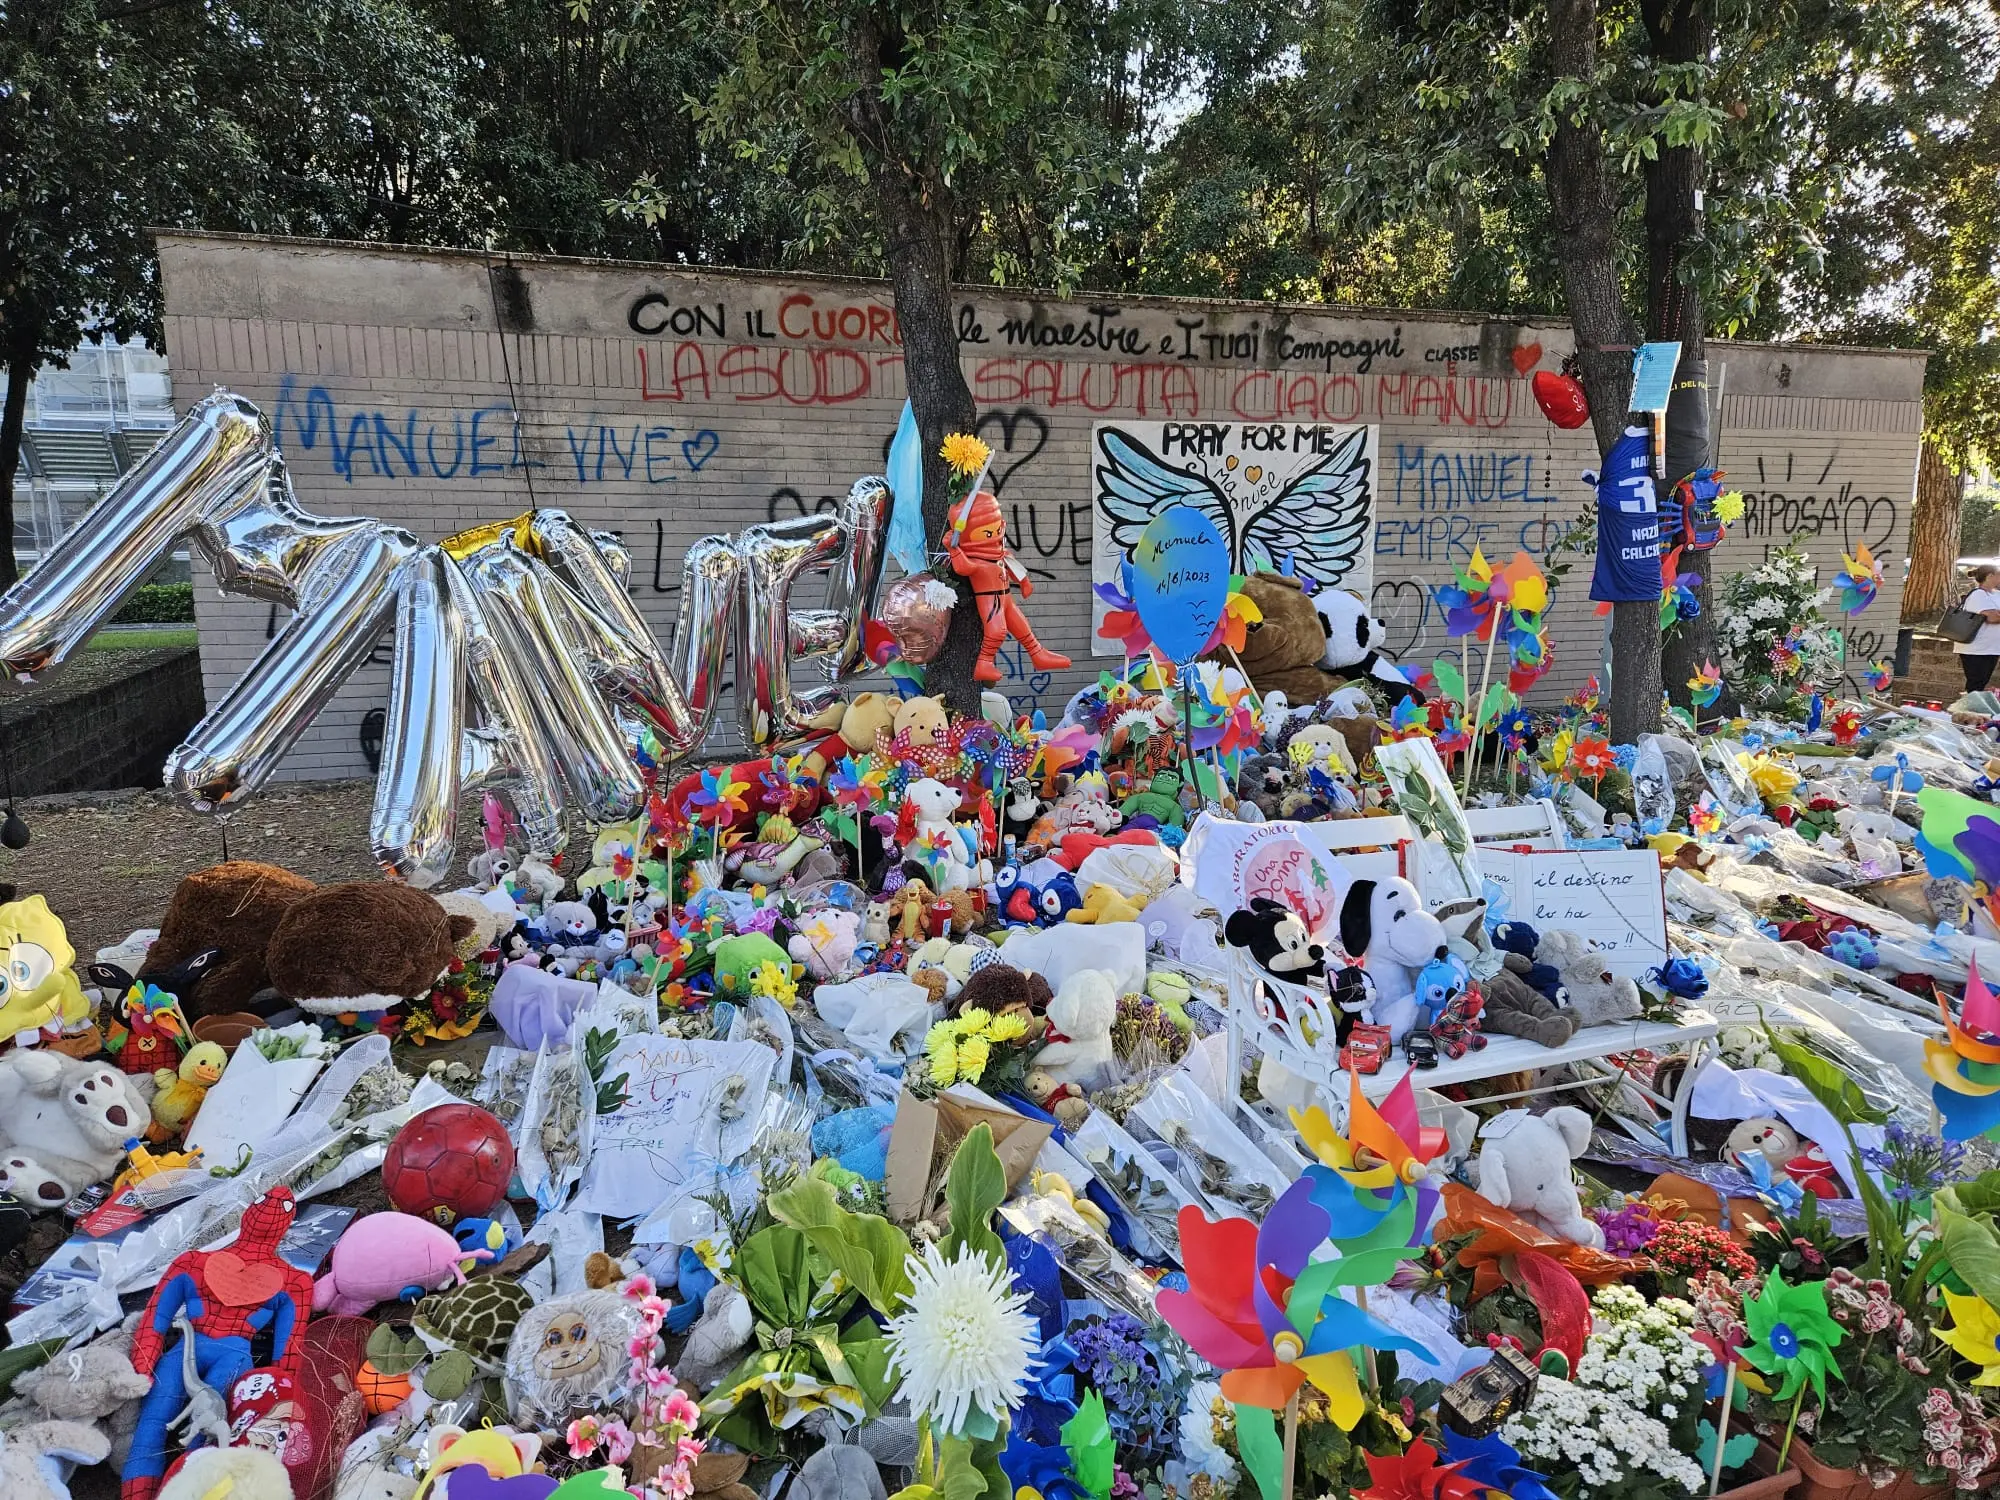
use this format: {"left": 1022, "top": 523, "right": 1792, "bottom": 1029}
{"left": 662, "top": 1473, "right": 695, "bottom": 1500}
{"left": 629, "top": 1331, "right": 657, "bottom": 1361}
{"left": 660, "top": 1391, "right": 700, "bottom": 1430}
{"left": 1860, "top": 1300, "right": 1894, "bottom": 1334}
{"left": 676, "top": 1433, "right": 705, "bottom": 1467}
{"left": 638, "top": 1295, "right": 671, "bottom": 1332}
{"left": 641, "top": 1364, "right": 682, "bottom": 1397}
{"left": 567, "top": 1416, "right": 602, "bottom": 1459}
{"left": 602, "top": 1419, "right": 635, "bottom": 1465}
{"left": 623, "top": 1273, "right": 657, "bottom": 1300}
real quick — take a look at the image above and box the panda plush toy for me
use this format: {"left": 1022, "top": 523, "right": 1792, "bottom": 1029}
{"left": 1312, "top": 589, "right": 1423, "bottom": 706}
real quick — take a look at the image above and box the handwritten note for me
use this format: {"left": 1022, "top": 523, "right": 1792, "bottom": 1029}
{"left": 1476, "top": 848, "right": 1668, "bottom": 977}
{"left": 1126, "top": 504, "right": 1230, "bottom": 663}
{"left": 576, "top": 1036, "right": 775, "bottom": 1218}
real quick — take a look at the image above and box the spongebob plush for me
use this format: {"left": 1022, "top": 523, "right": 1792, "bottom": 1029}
{"left": 0, "top": 895, "right": 88, "bottom": 1039}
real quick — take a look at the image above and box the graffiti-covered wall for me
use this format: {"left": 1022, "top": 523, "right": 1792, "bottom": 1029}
{"left": 156, "top": 233, "right": 1926, "bottom": 781}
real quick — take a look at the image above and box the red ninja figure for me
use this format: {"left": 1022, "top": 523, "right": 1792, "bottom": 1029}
{"left": 122, "top": 1186, "right": 313, "bottom": 1500}
{"left": 946, "top": 491, "right": 1071, "bottom": 685}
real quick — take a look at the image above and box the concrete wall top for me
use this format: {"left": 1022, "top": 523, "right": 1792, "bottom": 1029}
{"left": 152, "top": 232, "right": 1929, "bottom": 786}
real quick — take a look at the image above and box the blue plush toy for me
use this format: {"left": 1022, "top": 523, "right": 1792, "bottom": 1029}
{"left": 1824, "top": 928, "right": 1880, "bottom": 971}
{"left": 1490, "top": 919, "right": 1562, "bottom": 998}
{"left": 1414, "top": 951, "right": 1470, "bottom": 1031}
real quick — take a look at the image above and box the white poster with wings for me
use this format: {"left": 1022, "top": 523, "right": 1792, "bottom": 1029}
{"left": 1090, "top": 421, "right": 1377, "bottom": 655}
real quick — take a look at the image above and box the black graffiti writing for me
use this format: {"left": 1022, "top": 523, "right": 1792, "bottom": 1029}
{"left": 1272, "top": 328, "right": 1404, "bottom": 374}
{"left": 627, "top": 293, "right": 728, "bottom": 339}
{"left": 995, "top": 306, "right": 1146, "bottom": 355}
{"left": 1737, "top": 486, "right": 1899, "bottom": 555}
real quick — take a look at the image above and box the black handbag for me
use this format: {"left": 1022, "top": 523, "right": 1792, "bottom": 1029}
{"left": 1940, "top": 605, "right": 1985, "bottom": 644}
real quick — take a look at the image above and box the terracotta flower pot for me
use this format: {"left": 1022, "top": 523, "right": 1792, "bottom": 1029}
{"left": 190, "top": 1012, "right": 265, "bottom": 1054}
{"left": 1788, "top": 1439, "right": 1873, "bottom": 1500}
{"left": 1716, "top": 1444, "right": 1804, "bottom": 1500}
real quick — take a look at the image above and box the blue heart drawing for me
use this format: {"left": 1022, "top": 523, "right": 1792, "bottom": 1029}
{"left": 681, "top": 430, "right": 720, "bottom": 471}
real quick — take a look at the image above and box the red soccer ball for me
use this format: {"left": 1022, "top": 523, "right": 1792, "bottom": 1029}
{"left": 381, "top": 1104, "right": 515, "bottom": 1224}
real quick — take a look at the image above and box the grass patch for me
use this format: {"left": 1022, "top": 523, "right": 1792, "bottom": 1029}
{"left": 85, "top": 626, "right": 197, "bottom": 650}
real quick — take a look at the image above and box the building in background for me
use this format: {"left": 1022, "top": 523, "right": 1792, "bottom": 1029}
{"left": 3, "top": 337, "right": 179, "bottom": 575}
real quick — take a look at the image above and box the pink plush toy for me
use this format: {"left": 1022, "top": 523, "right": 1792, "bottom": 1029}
{"left": 312, "top": 1211, "right": 494, "bottom": 1316}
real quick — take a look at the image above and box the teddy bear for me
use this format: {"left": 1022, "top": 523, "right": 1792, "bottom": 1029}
{"left": 1235, "top": 754, "right": 1290, "bottom": 820}
{"left": 1490, "top": 922, "right": 1563, "bottom": 999}
{"left": 1473, "top": 1106, "right": 1603, "bottom": 1247}
{"left": 1223, "top": 897, "right": 1327, "bottom": 985}
{"left": 953, "top": 962, "right": 1051, "bottom": 1038}
{"left": 1722, "top": 1116, "right": 1800, "bottom": 1173}
{"left": 0, "top": 1420, "right": 112, "bottom": 1500}
{"left": 789, "top": 909, "right": 861, "bottom": 980}
{"left": 1223, "top": 572, "right": 1354, "bottom": 707}
{"left": 158, "top": 1445, "right": 292, "bottom": 1500}
{"left": 1311, "top": 587, "right": 1421, "bottom": 705}
{"left": 1025, "top": 1068, "right": 1089, "bottom": 1129}
{"left": 892, "top": 695, "right": 951, "bottom": 750}
{"left": 140, "top": 862, "right": 318, "bottom": 1017}
{"left": 906, "top": 938, "right": 982, "bottom": 1003}
{"left": 434, "top": 892, "right": 511, "bottom": 961}
{"left": 1537, "top": 930, "right": 1643, "bottom": 1029}
{"left": 931, "top": 888, "right": 980, "bottom": 936}
{"left": 1479, "top": 965, "right": 1577, "bottom": 1047}
{"left": 265, "top": 883, "right": 477, "bottom": 1017}
{"left": 1068, "top": 884, "right": 1145, "bottom": 926}
{"left": 0, "top": 1052, "right": 153, "bottom": 1207}
{"left": 1032, "top": 969, "right": 1119, "bottom": 1088}
{"left": 898, "top": 778, "right": 987, "bottom": 893}
{"left": 1833, "top": 807, "right": 1905, "bottom": 876}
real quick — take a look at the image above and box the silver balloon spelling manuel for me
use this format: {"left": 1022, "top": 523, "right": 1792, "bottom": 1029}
{"left": 0, "top": 390, "right": 894, "bottom": 886}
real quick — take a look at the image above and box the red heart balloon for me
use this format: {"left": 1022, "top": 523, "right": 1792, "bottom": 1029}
{"left": 1531, "top": 369, "right": 1591, "bottom": 429}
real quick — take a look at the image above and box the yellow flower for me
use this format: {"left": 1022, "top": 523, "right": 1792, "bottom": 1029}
{"left": 926, "top": 1023, "right": 961, "bottom": 1087}
{"left": 1741, "top": 753, "right": 1800, "bottom": 803}
{"left": 940, "top": 433, "right": 991, "bottom": 477}
{"left": 957, "top": 1035, "right": 991, "bottom": 1082}
{"left": 1545, "top": 728, "right": 1573, "bottom": 771}
{"left": 1716, "top": 490, "right": 1746, "bottom": 523}
{"left": 958, "top": 1007, "right": 992, "bottom": 1031}
{"left": 1941, "top": 1291, "right": 2000, "bottom": 1386}
{"left": 749, "top": 960, "right": 798, "bottom": 1007}
{"left": 989, "top": 1012, "right": 1029, "bottom": 1044}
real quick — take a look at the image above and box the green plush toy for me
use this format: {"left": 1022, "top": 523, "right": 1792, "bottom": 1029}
{"left": 1122, "top": 769, "right": 1186, "bottom": 828}
{"left": 710, "top": 932, "right": 791, "bottom": 995}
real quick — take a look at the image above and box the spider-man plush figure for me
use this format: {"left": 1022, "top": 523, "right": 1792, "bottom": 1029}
{"left": 121, "top": 1186, "right": 313, "bottom": 1500}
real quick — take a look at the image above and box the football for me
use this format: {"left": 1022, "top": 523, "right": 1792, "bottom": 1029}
{"left": 381, "top": 1104, "right": 515, "bottom": 1224}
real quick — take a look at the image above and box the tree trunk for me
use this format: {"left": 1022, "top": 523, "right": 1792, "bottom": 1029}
{"left": 869, "top": 164, "right": 984, "bottom": 714}
{"left": 1543, "top": 0, "right": 1654, "bottom": 741}
{"left": 0, "top": 329, "right": 36, "bottom": 589}
{"left": 1903, "top": 438, "right": 1961, "bottom": 623}
{"left": 1643, "top": 0, "right": 1720, "bottom": 717}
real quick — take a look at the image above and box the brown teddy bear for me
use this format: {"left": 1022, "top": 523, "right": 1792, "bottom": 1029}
{"left": 1225, "top": 573, "right": 1353, "bottom": 706}
{"left": 954, "top": 962, "right": 1051, "bottom": 1039}
{"left": 141, "top": 862, "right": 317, "bottom": 1017}
{"left": 265, "top": 882, "right": 476, "bottom": 1016}
{"left": 795, "top": 692, "right": 902, "bottom": 796}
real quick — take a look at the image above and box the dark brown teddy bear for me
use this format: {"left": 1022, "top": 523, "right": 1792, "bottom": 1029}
{"left": 141, "top": 861, "right": 317, "bottom": 1017}
{"left": 266, "top": 882, "right": 476, "bottom": 1016}
{"left": 1225, "top": 572, "right": 1352, "bottom": 706}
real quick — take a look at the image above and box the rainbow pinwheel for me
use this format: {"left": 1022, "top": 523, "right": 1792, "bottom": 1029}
{"left": 1389, "top": 695, "right": 1432, "bottom": 739}
{"left": 1865, "top": 660, "right": 1895, "bottom": 694}
{"left": 1210, "top": 584, "right": 1263, "bottom": 654}
{"left": 1092, "top": 578, "right": 1155, "bottom": 659}
{"left": 1689, "top": 793, "right": 1723, "bottom": 837}
{"left": 1434, "top": 708, "right": 1471, "bottom": 765}
{"left": 1834, "top": 543, "right": 1883, "bottom": 614}
{"left": 1354, "top": 1439, "right": 1483, "bottom": 1500}
{"left": 1291, "top": 1072, "right": 1449, "bottom": 1257}
{"left": 1924, "top": 955, "right": 2000, "bottom": 1141}
{"left": 1431, "top": 549, "right": 1548, "bottom": 642}
{"left": 1506, "top": 612, "right": 1552, "bottom": 695}
{"left": 1157, "top": 1176, "right": 1428, "bottom": 1500}
{"left": 1688, "top": 661, "right": 1724, "bottom": 709}
{"left": 689, "top": 766, "right": 749, "bottom": 825}
{"left": 1740, "top": 1268, "right": 1845, "bottom": 1403}
{"left": 1659, "top": 546, "right": 1704, "bottom": 629}
{"left": 1914, "top": 784, "right": 2000, "bottom": 892}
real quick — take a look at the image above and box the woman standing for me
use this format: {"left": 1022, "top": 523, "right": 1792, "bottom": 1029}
{"left": 1955, "top": 562, "right": 2000, "bottom": 694}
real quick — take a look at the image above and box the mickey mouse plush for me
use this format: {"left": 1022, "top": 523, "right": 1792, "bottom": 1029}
{"left": 1223, "top": 897, "right": 1327, "bottom": 984}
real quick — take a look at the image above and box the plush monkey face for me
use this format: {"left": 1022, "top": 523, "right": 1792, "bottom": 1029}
{"left": 534, "top": 1311, "right": 605, "bottom": 1381}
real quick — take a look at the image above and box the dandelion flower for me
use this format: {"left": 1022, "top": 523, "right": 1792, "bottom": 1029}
{"left": 886, "top": 1242, "right": 1038, "bottom": 1437}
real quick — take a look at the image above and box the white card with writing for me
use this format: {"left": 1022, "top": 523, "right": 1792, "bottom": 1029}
{"left": 1475, "top": 847, "right": 1668, "bottom": 976}
{"left": 576, "top": 1036, "right": 775, "bottom": 1218}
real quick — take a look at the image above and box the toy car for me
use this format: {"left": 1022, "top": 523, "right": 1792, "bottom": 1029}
{"left": 1339, "top": 1023, "right": 1393, "bottom": 1075}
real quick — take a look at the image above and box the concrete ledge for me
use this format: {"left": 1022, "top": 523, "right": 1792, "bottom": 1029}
{"left": 0, "top": 647, "right": 203, "bottom": 795}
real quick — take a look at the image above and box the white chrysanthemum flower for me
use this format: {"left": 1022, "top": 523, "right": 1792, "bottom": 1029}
{"left": 885, "top": 1243, "right": 1037, "bottom": 1436}
{"left": 1176, "top": 1380, "right": 1241, "bottom": 1487}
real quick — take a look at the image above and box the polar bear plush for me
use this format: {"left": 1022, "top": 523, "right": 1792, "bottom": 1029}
{"left": 1032, "top": 969, "right": 1118, "bottom": 1089}
{"left": 1474, "top": 1106, "right": 1603, "bottom": 1247}
{"left": 0, "top": 1053, "right": 151, "bottom": 1207}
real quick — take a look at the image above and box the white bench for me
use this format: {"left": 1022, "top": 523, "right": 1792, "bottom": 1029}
{"left": 1223, "top": 948, "right": 1719, "bottom": 1155}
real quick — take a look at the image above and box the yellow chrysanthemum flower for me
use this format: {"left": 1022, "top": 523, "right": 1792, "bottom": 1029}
{"left": 940, "top": 433, "right": 992, "bottom": 477}
{"left": 958, "top": 1007, "right": 992, "bottom": 1030}
{"left": 957, "top": 1036, "right": 991, "bottom": 1081}
{"left": 989, "top": 1012, "right": 1029, "bottom": 1044}
{"left": 1716, "top": 490, "right": 1746, "bottom": 523}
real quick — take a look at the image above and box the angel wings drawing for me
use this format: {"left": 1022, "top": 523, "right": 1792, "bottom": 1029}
{"left": 1093, "top": 423, "right": 1374, "bottom": 592}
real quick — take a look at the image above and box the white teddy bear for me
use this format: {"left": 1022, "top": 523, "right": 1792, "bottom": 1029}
{"left": 0, "top": 1053, "right": 152, "bottom": 1208}
{"left": 1473, "top": 1106, "right": 1603, "bottom": 1248}
{"left": 1032, "top": 969, "right": 1119, "bottom": 1088}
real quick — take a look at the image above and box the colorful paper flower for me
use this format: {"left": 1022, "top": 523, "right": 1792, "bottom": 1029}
{"left": 1740, "top": 1268, "right": 1845, "bottom": 1402}
{"left": 1938, "top": 1291, "right": 2000, "bottom": 1387}
{"left": 1690, "top": 794, "right": 1723, "bottom": 837}
{"left": 1833, "top": 543, "right": 1882, "bottom": 614}
{"left": 1688, "top": 661, "right": 1723, "bottom": 709}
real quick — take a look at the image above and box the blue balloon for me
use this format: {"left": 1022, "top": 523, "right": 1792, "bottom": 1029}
{"left": 1126, "top": 504, "right": 1230, "bottom": 664}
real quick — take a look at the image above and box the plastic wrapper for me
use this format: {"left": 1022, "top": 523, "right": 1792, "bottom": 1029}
{"left": 520, "top": 1206, "right": 606, "bottom": 1300}
{"left": 1000, "top": 1188, "right": 1158, "bottom": 1323}
{"left": 729, "top": 991, "right": 797, "bottom": 1086}
{"left": 475, "top": 1044, "right": 537, "bottom": 1129}
{"left": 1129, "top": 1070, "right": 1288, "bottom": 1222}
{"left": 516, "top": 1038, "right": 591, "bottom": 1212}
{"left": 1070, "top": 1108, "right": 1198, "bottom": 1262}
{"left": 801, "top": 1045, "right": 903, "bottom": 1113}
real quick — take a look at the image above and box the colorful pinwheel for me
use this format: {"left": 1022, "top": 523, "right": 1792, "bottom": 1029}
{"left": 1740, "top": 1268, "right": 1845, "bottom": 1403}
{"left": 1834, "top": 543, "right": 1883, "bottom": 614}
{"left": 1434, "top": 708, "right": 1471, "bottom": 767}
{"left": 1864, "top": 659, "right": 1895, "bottom": 695}
{"left": 1208, "top": 584, "right": 1263, "bottom": 655}
{"left": 1659, "top": 546, "right": 1704, "bottom": 629}
{"left": 1690, "top": 793, "right": 1723, "bottom": 838}
{"left": 1497, "top": 707, "right": 1533, "bottom": 754}
{"left": 1354, "top": 1440, "right": 1483, "bottom": 1500}
{"left": 1939, "top": 1291, "right": 2000, "bottom": 1387}
{"left": 1688, "top": 662, "right": 1723, "bottom": 710}
{"left": 1924, "top": 954, "right": 2000, "bottom": 1142}
{"left": 1829, "top": 707, "right": 1862, "bottom": 746}
{"left": 1438, "top": 1431, "right": 1558, "bottom": 1500}
{"left": 1506, "top": 611, "right": 1552, "bottom": 695}
{"left": 1570, "top": 735, "right": 1615, "bottom": 782}
{"left": 689, "top": 766, "right": 748, "bottom": 824}
{"left": 1157, "top": 1175, "right": 1427, "bottom": 1500}
{"left": 1390, "top": 695, "right": 1432, "bottom": 739}
{"left": 1291, "top": 1072, "right": 1449, "bottom": 1258}
{"left": 1092, "top": 578, "right": 1155, "bottom": 659}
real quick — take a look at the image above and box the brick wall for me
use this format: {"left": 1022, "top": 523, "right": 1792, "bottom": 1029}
{"left": 154, "top": 233, "right": 1929, "bottom": 782}
{"left": 0, "top": 647, "right": 203, "bottom": 795}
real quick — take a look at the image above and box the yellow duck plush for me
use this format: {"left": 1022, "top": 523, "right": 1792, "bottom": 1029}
{"left": 1065, "top": 883, "right": 1144, "bottom": 925}
{"left": 148, "top": 1041, "right": 227, "bottom": 1139}
{"left": 0, "top": 894, "right": 89, "bottom": 1038}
